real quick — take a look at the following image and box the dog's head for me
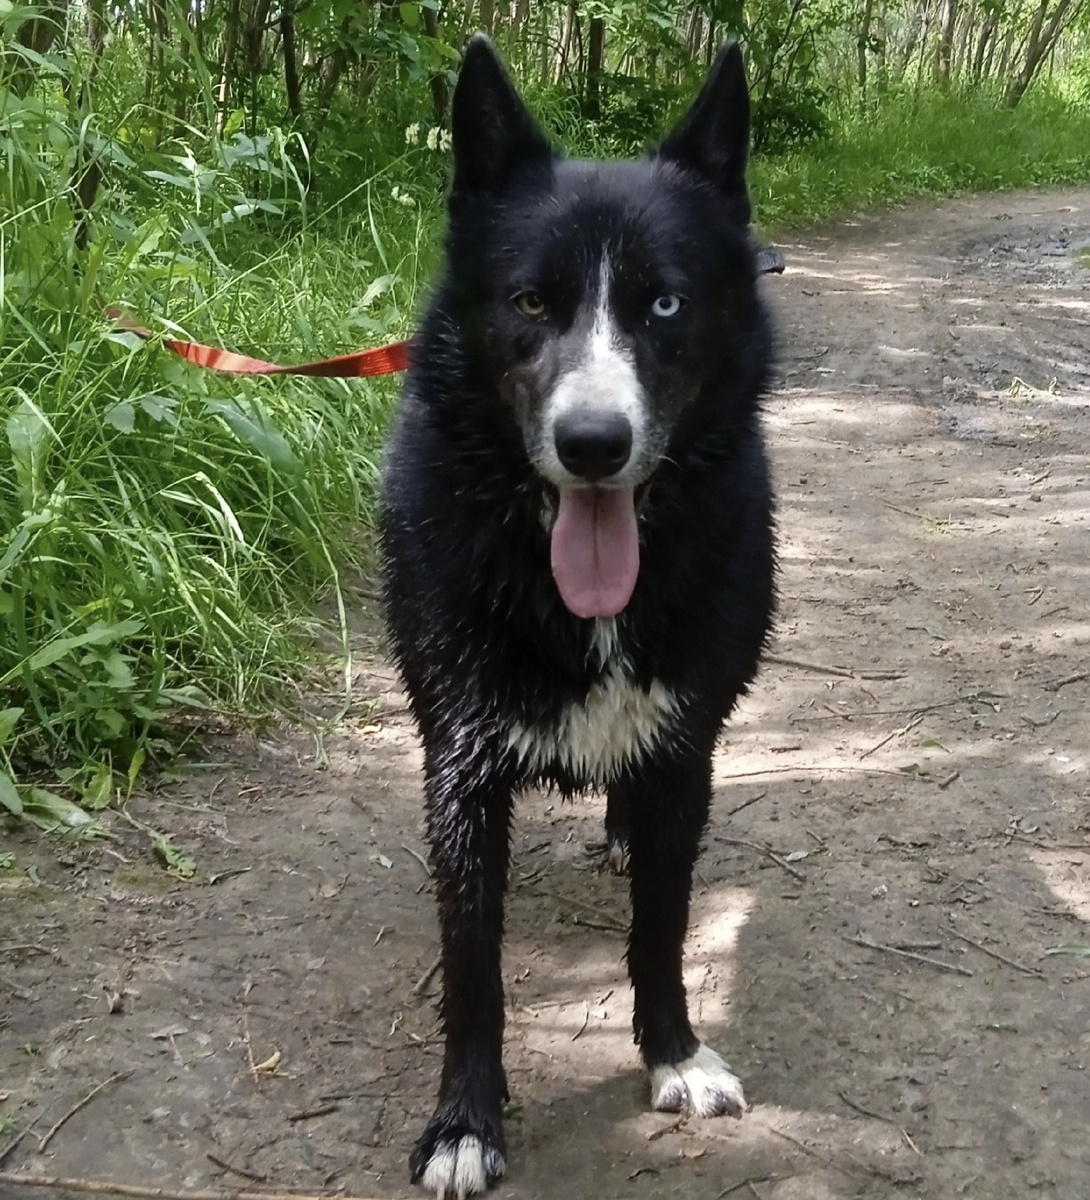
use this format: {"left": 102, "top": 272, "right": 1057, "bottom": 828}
{"left": 444, "top": 37, "right": 759, "bottom": 620}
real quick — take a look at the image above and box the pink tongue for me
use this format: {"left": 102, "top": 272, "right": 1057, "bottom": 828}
{"left": 550, "top": 487, "right": 639, "bottom": 619}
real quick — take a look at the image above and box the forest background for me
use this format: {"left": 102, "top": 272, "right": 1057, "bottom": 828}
{"left": 2, "top": 0, "right": 1090, "bottom": 845}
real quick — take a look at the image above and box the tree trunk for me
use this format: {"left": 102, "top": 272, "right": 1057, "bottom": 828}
{"left": 423, "top": 2, "right": 449, "bottom": 124}
{"left": 556, "top": 0, "right": 577, "bottom": 82}
{"left": 174, "top": 3, "right": 193, "bottom": 135}
{"left": 216, "top": 0, "right": 241, "bottom": 136}
{"left": 11, "top": 0, "right": 70, "bottom": 95}
{"left": 971, "top": 14, "right": 995, "bottom": 79}
{"left": 144, "top": 0, "right": 168, "bottom": 112}
{"left": 511, "top": 0, "right": 530, "bottom": 39}
{"left": 953, "top": 2, "right": 974, "bottom": 79}
{"left": 243, "top": 0, "right": 273, "bottom": 135}
{"left": 858, "top": 0, "right": 875, "bottom": 95}
{"left": 894, "top": 2, "right": 925, "bottom": 80}
{"left": 585, "top": 15, "right": 604, "bottom": 120}
{"left": 936, "top": 0, "right": 957, "bottom": 86}
{"left": 686, "top": 9, "right": 703, "bottom": 58}
{"left": 73, "top": 0, "right": 106, "bottom": 248}
{"left": 1006, "top": 0, "right": 1081, "bottom": 106}
{"left": 281, "top": 0, "right": 302, "bottom": 123}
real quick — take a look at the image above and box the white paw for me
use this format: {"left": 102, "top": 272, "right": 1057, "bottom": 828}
{"left": 649, "top": 1043, "right": 746, "bottom": 1118}
{"left": 419, "top": 1135, "right": 505, "bottom": 1199}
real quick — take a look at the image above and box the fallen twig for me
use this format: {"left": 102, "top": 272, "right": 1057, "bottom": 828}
{"left": 1045, "top": 671, "right": 1088, "bottom": 693}
{"left": 38, "top": 1073, "right": 131, "bottom": 1153}
{"left": 1, "top": 974, "right": 32, "bottom": 999}
{"left": 764, "top": 653, "right": 903, "bottom": 681}
{"left": 715, "top": 836, "right": 806, "bottom": 883}
{"left": 411, "top": 952, "right": 442, "bottom": 998}
{"left": 860, "top": 713, "right": 924, "bottom": 760}
{"left": 527, "top": 886, "right": 627, "bottom": 931}
{"left": 0, "top": 1126, "right": 31, "bottom": 1168}
{"left": 942, "top": 926, "right": 1043, "bottom": 978}
{"left": 766, "top": 1126, "right": 914, "bottom": 1184}
{"left": 570, "top": 914, "right": 627, "bottom": 933}
{"left": 0, "top": 1175, "right": 384, "bottom": 1200}
{"left": 286, "top": 1103, "right": 339, "bottom": 1123}
{"left": 937, "top": 771, "right": 960, "bottom": 790}
{"left": 1006, "top": 832, "right": 1090, "bottom": 852}
{"left": 401, "top": 844, "right": 432, "bottom": 876}
{"left": 719, "top": 764, "right": 929, "bottom": 780}
{"left": 845, "top": 934, "right": 973, "bottom": 977}
{"left": 726, "top": 789, "right": 767, "bottom": 818}
{"left": 715, "top": 1178, "right": 779, "bottom": 1199}
{"left": 205, "top": 1155, "right": 268, "bottom": 1184}
{"left": 837, "top": 1089, "right": 894, "bottom": 1123}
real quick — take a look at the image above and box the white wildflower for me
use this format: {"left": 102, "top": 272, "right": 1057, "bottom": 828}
{"left": 426, "top": 126, "right": 440, "bottom": 152}
{"left": 438, "top": 129, "right": 452, "bottom": 153}
{"left": 391, "top": 185, "right": 416, "bottom": 208}
{"left": 405, "top": 123, "right": 421, "bottom": 145}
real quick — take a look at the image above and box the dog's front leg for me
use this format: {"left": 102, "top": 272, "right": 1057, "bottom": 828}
{"left": 410, "top": 752, "right": 512, "bottom": 1198}
{"left": 623, "top": 755, "right": 747, "bottom": 1120}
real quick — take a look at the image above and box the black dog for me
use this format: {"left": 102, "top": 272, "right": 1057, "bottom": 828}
{"left": 380, "top": 36, "right": 775, "bottom": 1197}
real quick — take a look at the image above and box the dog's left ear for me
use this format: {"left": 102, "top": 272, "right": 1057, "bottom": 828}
{"left": 451, "top": 34, "right": 553, "bottom": 198}
{"left": 657, "top": 43, "right": 751, "bottom": 214}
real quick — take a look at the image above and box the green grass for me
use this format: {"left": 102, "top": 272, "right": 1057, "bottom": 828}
{"left": 0, "top": 226, "right": 413, "bottom": 827}
{"left": 0, "top": 88, "right": 426, "bottom": 829}
{"left": 750, "top": 85, "right": 1090, "bottom": 232}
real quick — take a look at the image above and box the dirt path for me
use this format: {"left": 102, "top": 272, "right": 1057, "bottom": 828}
{"left": 3, "top": 189, "right": 1090, "bottom": 1200}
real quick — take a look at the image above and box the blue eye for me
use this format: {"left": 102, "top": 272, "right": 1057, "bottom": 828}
{"left": 651, "top": 294, "right": 684, "bottom": 317}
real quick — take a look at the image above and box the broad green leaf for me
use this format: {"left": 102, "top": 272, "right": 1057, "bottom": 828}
{"left": 82, "top": 763, "right": 115, "bottom": 811}
{"left": 152, "top": 834, "right": 196, "bottom": 879}
{"left": 23, "top": 618, "right": 144, "bottom": 675}
{"left": 361, "top": 273, "right": 397, "bottom": 307}
{"left": 1044, "top": 943, "right": 1090, "bottom": 958}
{"left": 24, "top": 788, "right": 94, "bottom": 829}
{"left": 0, "top": 707, "right": 23, "bottom": 745}
{"left": 205, "top": 398, "right": 299, "bottom": 473}
{"left": 0, "top": 768, "right": 23, "bottom": 816}
{"left": 139, "top": 394, "right": 180, "bottom": 429}
{"left": 127, "top": 745, "right": 146, "bottom": 794}
{"left": 7, "top": 398, "right": 55, "bottom": 510}
{"left": 144, "top": 169, "right": 196, "bottom": 189}
{"left": 105, "top": 401, "right": 136, "bottom": 433}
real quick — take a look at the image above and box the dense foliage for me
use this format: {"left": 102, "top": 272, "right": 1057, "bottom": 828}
{"left": 2, "top": 0, "right": 1089, "bottom": 833}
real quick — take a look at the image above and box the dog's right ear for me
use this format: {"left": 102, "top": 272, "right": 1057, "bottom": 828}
{"left": 657, "top": 42, "right": 751, "bottom": 218}
{"left": 451, "top": 34, "right": 553, "bottom": 197}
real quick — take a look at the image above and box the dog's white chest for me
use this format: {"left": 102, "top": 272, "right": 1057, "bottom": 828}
{"left": 508, "top": 619, "right": 678, "bottom": 783}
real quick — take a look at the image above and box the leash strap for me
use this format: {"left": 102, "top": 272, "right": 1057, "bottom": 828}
{"left": 105, "top": 307, "right": 411, "bottom": 378}
{"left": 107, "top": 248, "right": 782, "bottom": 380}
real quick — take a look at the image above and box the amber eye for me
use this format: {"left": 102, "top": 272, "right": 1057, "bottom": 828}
{"left": 514, "top": 291, "right": 547, "bottom": 317}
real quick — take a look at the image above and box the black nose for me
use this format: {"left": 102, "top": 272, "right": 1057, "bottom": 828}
{"left": 553, "top": 410, "right": 633, "bottom": 481}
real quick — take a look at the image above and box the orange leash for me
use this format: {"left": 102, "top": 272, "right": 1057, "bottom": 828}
{"left": 106, "top": 308, "right": 411, "bottom": 378}
{"left": 107, "top": 249, "right": 783, "bottom": 380}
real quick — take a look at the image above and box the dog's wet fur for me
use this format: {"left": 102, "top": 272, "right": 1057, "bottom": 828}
{"left": 380, "top": 36, "right": 775, "bottom": 1196}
